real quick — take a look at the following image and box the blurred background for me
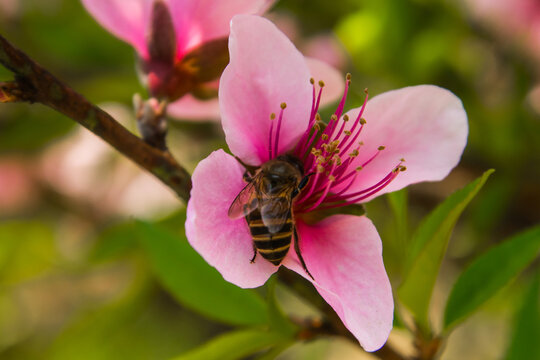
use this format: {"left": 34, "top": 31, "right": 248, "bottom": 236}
{"left": 0, "top": 0, "right": 539, "bottom": 359}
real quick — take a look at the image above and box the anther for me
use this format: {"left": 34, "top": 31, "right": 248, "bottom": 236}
{"left": 317, "top": 164, "right": 325, "bottom": 173}
{"left": 360, "top": 118, "right": 367, "bottom": 125}
{"left": 315, "top": 113, "right": 321, "bottom": 121}
{"left": 343, "top": 114, "right": 350, "bottom": 122}
{"left": 318, "top": 80, "right": 325, "bottom": 87}
{"left": 328, "top": 175, "right": 336, "bottom": 182}
{"left": 270, "top": 113, "right": 276, "bottom": 120}
{"left": 356, "top": 166, "right": 363, "bottom": 171}
{"left": 330, "top": 114, "right": 337, "bottom": 121}
{"left": 280, "top": 102, "right": 287, "bottom": 109}
{"left": 378, "top": 146, "right": 386, "bottom": 151}
{"left": 399, "top": 166, "right": 407, "bottom": 172}
{"left": 346, "top": 73, "right": 352, "bottom": 81}
{"left": 400, "top": 158, "right": 405, "bottom": 162}
{"left": 349, "top": 149, "right": 359, "bottom": 157}
{"left": 344, "top": 130, "right": 352, "bottom": 136}
{"left": 310, "top": 78, "right": 315, "bottom": 85}
{"left": 322, "top": 134, "right": 329, "bottom": 141}
{"left": 359, "top": 141, "right": 364, "bottom": 146}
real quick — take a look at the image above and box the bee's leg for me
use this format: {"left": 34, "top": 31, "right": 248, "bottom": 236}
{"left": 293, "top": 226, "right": 314, "bottom": 280}
{"left": 292, "top": 174, "right": 313, "bottom": 198}
{"left": 243, "top": 171, "right": 252, "bottom": 183}
{"left": 250, "top": 243, "right": 257, "bottom": 263}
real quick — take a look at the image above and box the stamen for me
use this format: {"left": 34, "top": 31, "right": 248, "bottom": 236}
{"left": 268, "top": 112, "right": 275, "bottom": 160}
{"left": 334, "top": 73, "right": 351, "bottom": 119}
{"left": 361, "top": 145, "right": 385, "bottom": 168}
{"left": 303, "top": 167, "right": 336, "bottom": 212}
{"left": 273, "top": 103, "right": 286, "bottom": 157}
{"left": 316, "top": 165, "right": 404, "bottom": 211}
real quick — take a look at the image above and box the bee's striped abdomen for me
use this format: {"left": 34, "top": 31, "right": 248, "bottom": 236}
{"left": 247, "top": 210, "right": 292, "bottom": 266}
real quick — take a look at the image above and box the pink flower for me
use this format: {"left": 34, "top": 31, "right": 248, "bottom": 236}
{"left": 186, "top": 15, "right": 468, "bottom": 351}
{"left": 81, "top": 0, "right": 275, "bottom": 120}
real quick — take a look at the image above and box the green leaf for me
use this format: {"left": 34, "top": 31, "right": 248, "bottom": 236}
{"left": 398, "top": 169, "right": 494, "bottom": 333}
{"left": 504, "top": 271, "right": 540, "bottom": 360}
{"left": 171, "top": 329, "right": 288, "bottom": 360}
{"left": 265, "top": 276, "right": 298, "bottom": 336}
{"left": 136, "top": 220, "right": 268, "bottom": 326}
{"left": 443, "top": 226, "right": 540, "bottom": 331}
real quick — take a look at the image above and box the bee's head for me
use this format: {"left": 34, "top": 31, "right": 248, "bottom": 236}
{"left": 261, "top": 156, "right": 303, "bottom": 194}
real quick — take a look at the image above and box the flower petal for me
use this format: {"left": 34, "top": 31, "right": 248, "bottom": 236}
{"left": 340, "top": 85, "right": 468, "bottom": 200}
{"left": 186, "top": 149, "right": 278, "bottom": 288}
{"left": 167, "top": 0, "right": 275, "bottom": 58}
{"left": 305, "top": 57, "right": 345, "bottom": 108}
{"left": 283, "top": 215, "right": 393, "bottom": 351}
{"left": 219, "top": 15, "right": 312, "bottom": 166}
{"left": 82, "top": 0, "right": 151, "bottom": 57}
{"left": 167, "top": 95, "right": 220, "bottom": 121}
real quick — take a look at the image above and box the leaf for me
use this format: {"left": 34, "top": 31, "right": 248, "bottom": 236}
{"left": 89, "top": 222, "right": 138, "bottom": 262}
{"left": 171, "top": 329, "right": 288, "bottom": 360}
{"left": 265, "top": 276, "right": 298, "bottom": 336}
{"left": 504, "top": 271, "right": 540, "bottom": 360}
{"left": 398, "top": 169, "right": 494, "bottom": 333}
{"left": 443, "top": 226, "right": 540, "bottom": 331}
{"left": 136, "top": 220, "right": 268, "bottom": 326}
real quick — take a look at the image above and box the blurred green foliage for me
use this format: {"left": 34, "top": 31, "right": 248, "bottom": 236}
{"left": 1, "top": 0, "right": 539, "bottom": 359}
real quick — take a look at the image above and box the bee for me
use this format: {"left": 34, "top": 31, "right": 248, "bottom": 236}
{"left": 228, "top": 154, "right": 314, "bottom": 279}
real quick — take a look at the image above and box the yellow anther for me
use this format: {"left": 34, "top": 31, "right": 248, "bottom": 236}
{"left": 346, "top": 73, "right": 352, "bottom": 81}
{"left": 343, "top": 114, "right": 350, "bottom": 122}
{"left": 356, "top": 166, "right": 363, "bottom": 171}
{"left": 280, "top": 102, "right": 287, "bottom": 109}
{"left": 349, "top": 149, "right": 359, "bottom": 157}
{"left": 378, "top": 146, "right": 386, "bottom": 151}
{"left": 322, "top": 134, "right": 329, "bottom": 141}
{"left": 310, "top": 78, "right": 315, "bottom": 84}
{"left": 317, "top": 164, "right": 325, "bottom": 173}
{"left": 328, "top": 175, "right": 336, "bottom": 182}
{"left": 270, "top": 113, "right": 276, "bottom": 120}
{"left": 318, "top": 80, "right": 325, "bottom": 87}
{"left": 344, "top": 130, "right": 352, "bottom": 136}
{"left": 360, "top": 118, "right": 367, "bottom": 125}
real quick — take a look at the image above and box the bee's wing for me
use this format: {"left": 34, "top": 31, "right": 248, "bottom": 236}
{"left": 228, "top": 177, "right": 259, "bottom": 219}
{"left": 260, "top": 188, "right": 294, "bottom": 234}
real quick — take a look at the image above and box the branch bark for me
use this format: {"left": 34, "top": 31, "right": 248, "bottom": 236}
{"left": 0, "top": 34, "right": 191, "bottom": 202}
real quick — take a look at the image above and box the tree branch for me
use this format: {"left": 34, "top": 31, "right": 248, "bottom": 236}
{"left": 0, "top": 34, "right": 191, "bottom": 202}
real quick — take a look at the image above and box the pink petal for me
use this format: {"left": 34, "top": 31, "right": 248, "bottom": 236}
{"left": 82, "top": 0, "right": 151, "bottom": 57}
{"left": 339, "top": 85, "right": 468, "bottom": 200}
{"left": 219, "top": 15, "right": 312, "bottom": 165}
{"left": 167, "top": 95, "right": 220, "bottom": 121}
{"left": 283, "top": 215, "right": 393, "bottom": 351}
{"left": 186, "top": 149, "right": 278, "bottom": 288}
{"left": 167, "top": 0, "right": 275, "bottom": 58}
{"left": 306, "top": 57, "right": 345, "bottom": 108}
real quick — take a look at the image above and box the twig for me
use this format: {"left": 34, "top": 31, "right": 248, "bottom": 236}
{"left": 0, "top": 34, "right": 191, "bottom": 202}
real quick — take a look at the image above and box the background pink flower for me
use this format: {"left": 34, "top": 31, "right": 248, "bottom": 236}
{"left": 82, "top": 0, "right": 275, "bottom": 120}
{"left": 186, "top": 15, "right": 468, "bottom": 351}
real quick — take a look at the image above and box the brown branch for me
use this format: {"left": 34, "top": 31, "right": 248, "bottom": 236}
{"left": 0, "top": 34, "right": 191, "bottom": 202}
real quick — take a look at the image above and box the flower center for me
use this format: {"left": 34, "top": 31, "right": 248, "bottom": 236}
{"left": 268, "top": 74, "right": 406, "bottom": 214}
